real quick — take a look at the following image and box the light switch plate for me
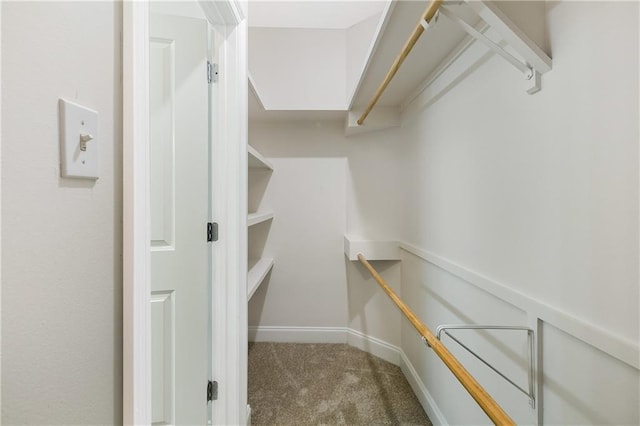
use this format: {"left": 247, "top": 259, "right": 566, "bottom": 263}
{"left": 59, "top": 98, "right": 99, "bottom": 179}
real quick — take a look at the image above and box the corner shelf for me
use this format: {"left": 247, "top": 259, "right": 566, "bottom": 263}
{"left": 248, "top": 257, "right": 274, "bottom": 300}
{"left": 248, "top": 145, "right": 274, "bottom": 170}
{"left": 344, "top": 235, "right": 401, "bottom": 261}
{"left": 248, "top": 211, "right": 274, "bottom": 227}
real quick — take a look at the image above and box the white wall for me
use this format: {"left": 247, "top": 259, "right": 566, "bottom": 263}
{"left": 247, "top": 122, "right": 349, "bottom": 329}
{"left": 2, "top": 2, "right": 122, "bottom": 424}
{"left": 247, "top": 121, "right": 405, "bottom": 347}
{"left": 248, "top": 122, "right": 352, "bottom": 334}
{"left": 401, "top": 0, "right": 638, "bottom": 344}
{"left": 249, "top": 28, "right": 347, "bottom": 110}
{"left": 397, "top": 1, "right": 639, "bottom": 424}
{"left": 249, "top": 13, "right": 382, "bottom": 111}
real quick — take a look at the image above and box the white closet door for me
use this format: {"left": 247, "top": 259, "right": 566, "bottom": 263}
{"left": 149, "top": 12, "right": 209, "bottom": 426}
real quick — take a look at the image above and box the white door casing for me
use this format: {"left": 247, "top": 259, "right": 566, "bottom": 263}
{"left": 149, "top": 12, "right": 210, "bottom": 426}
{"left": 123, "top": 1, "right": 247, "bottom": 424}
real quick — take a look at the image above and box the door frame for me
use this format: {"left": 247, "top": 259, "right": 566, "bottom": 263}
{"left": 122, "top": 1, "right": 248, "bottom": 424}
{"left": 0, "top": 2, "right": 3, "bottom": 420}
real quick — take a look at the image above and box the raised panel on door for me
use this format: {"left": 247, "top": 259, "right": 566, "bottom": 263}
{"left": 150, "top": 39, "right": 176, "bottom": 250}
{"left": 151, "top": 291, "right": 175, "bottom": 424}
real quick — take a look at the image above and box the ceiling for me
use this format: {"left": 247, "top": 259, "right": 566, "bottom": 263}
{"left": 248, "top": 1, "right": 387, "bottom": 29}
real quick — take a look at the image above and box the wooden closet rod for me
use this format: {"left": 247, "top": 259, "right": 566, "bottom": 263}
{"left": 357, "top": 254, "right": 516, "bottom": 425}
{"left": 357, "top": 0, "right": 444, "bottom": 126}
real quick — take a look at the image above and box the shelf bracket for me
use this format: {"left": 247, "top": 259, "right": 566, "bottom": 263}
{"left": 439, "top": 6, "right": 541, "bottom": 94}
{"left": 420, "top": 9, "right": 440, "bottom": 31}
{"left": 435, "top": 324, "right": 536, "bottom": 408}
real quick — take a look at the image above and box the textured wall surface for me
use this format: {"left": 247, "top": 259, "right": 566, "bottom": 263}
{"left": 2, "top": 2, "right": 123, "bottom": 423}
{"left": 249, "top": 28, "right": 347, "bottom": 110}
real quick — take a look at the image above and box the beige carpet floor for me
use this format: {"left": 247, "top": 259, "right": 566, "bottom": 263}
{"left": 248, "top": 342, "right": 432, "bottom": 425}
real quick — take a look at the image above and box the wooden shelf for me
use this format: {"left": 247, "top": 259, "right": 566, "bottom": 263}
{"left": 344, "top": 235, "right": 401, "bottom": 261}
{"left": 248, "top": 211, "right": 274, "bottom": 227}
{"left": 248, "top": 257, "right": 274, "bottom": 300}
{"left": 248, "top": 145, "right": 274, "bottom": 170}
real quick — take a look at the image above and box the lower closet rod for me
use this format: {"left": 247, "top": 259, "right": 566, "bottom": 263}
{"left": 357, "top": 254, "right": 515, "bottom": 425}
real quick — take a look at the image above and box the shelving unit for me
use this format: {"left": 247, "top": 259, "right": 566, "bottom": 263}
{"left": 247, "top": 257, "right": 275, "bottom": 300}
{"left": 248, "top": 145, "right": 274, "bottom": 170}
{"left": 347, "top": 0, "right": 551, "bottom": 133}
{"left": 248, "top": 1, "right": 551, "bottom": 135}
{"left": 344, "top": 235, "right": 401, "bottom": 261}
{"left": 247, "top": 144, "right": 274, "bottom": 300}
{"left": 248, "top": 211, "right": 274, "bottom": 227}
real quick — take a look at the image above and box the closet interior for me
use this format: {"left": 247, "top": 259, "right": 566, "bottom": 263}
{"left": 245, "top": 1, "right": 640, "bottom": 425}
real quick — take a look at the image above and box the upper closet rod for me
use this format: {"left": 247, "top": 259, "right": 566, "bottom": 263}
{"left": 357, "top": 0, "right": 444, "bottom": 125}
{"left": 357, "top": 253, "right": 515, "bottom": 425}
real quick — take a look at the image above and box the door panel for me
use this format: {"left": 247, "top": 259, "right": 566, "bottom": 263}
{"left": 150, "top": 37, "right": 176, "bottom": 250}
{"left": 151, "top": 291, "right": 175, "bottom": 423}
{"left": 150, "top": 12, "right": 209, "bottom": 426}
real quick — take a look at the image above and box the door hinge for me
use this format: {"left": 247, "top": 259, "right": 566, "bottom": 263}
{"left": 207, "top": 222, "right": 218, "bottom": 242}
{"left": 207, "top": 61, "right": 218, "bottom": 84}
{"left": 207, "top": 380, "right": 218, "bottom": 402}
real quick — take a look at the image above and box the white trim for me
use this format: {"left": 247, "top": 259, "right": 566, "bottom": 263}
{"left": 345, "top": 0, "right": 396, "bottom": 109}
{"left": 342, "top": 234, "right": 639, "bottom": 371}
{"left": 0, "top": 2, "right": 3, "bottom": 421}
{"left": 123, "top": 2, "right": 151, "bottom": 424}
{"left": 123, "top": 2, "right": 247, "bottom": 424}
{"left": 248, "top": 326, "right": 348, "bottom": 344}
{"left": 247, "top": 326, "right": 402, "bottom": 366}
{"left": 209, "top": 10, "right": 248, "bottom": 425}
{"left": 398, "top": 242, "right": 640, "bottom": 370}
{"left": 399, "top": 350, "right": 448, "bottom": 426}
{"left": 346, "top": 328, "right": 401, "bottom": 366}
{"left": 200, "top": 0, "right": 244, "bottom": 26}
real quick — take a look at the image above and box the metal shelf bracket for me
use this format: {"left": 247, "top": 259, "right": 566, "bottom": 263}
{"left": 434, "top": 324, "right": 536, "bottom": 408}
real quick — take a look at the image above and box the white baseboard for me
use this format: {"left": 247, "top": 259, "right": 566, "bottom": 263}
{"left": 346, "top": 328, "right": 401, "bottom": 366}
{"left": 247, "top": 326, "right": 400, "bottom": 365}
{"left": 248, "top": 326, "right": 347, "bottom": 343}
{"left": 399, "top": 350, "right": 448, "bottom": 425}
